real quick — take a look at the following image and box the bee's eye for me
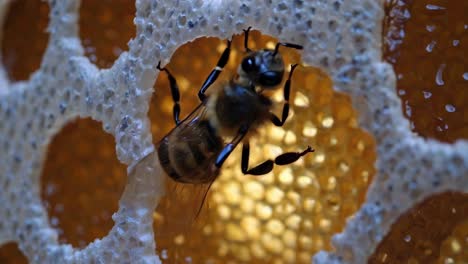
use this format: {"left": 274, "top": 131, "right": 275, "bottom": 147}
{"left": 241, "top": 57, "right": 256, "bottom": 72}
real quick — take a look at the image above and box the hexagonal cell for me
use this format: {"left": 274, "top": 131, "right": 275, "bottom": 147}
{"left": 1, "top": 0, "right": 49, "bottom": 81}
{"left": 383, "top": 0, "right": 468, "bottom": 143}
{"left": 40, "top": 118, "right": 126, "bottom": 248}
{"left": 0, "top": 242, "right": 27, "bottom": 264}
{"left": 149, "top": 30, "right": 377, "bottom": 263}
{"left": 79, "top": 0, "right": 135, "bottom": 68}
{"left": 369, "top": 191, "right": 468, "bottom": 263}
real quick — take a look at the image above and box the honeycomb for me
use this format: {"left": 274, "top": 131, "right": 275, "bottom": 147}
{"left": 369, "top": 1, "right": 468, "bottom": 263}
{"left": 0, "top": 0, "right": 466, "bottom": 264}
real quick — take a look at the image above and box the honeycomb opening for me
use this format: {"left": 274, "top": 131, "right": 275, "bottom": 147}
{"left": 40, "top": 118, "right": 126, "bottom": 248}
{"left": 1, "top": 0, "right": 49, "bottom": 81}
{"left": 79, "top": 0, "right": 135, "bottom": 69}
{"left": 149, "top": 30, "right": 376, "bottom": 263}
{"left": 369, "top": 191, "right": 468, "bottom": 263}
{"left": 383, "top": 0, "right": 468, "bottom": 143}
{"left": 0, "top": 242, "right": 27, "bottom": 264}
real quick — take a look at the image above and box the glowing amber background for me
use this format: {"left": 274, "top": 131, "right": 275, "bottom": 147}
{"left": 0, "top": 1, "right": 466, "bottom": 264}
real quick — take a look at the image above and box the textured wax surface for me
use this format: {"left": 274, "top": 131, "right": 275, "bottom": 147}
{"left": 0, "top": 0, "right": 467, "bottom": 264}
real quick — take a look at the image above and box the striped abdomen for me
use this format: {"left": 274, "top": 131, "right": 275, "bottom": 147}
{"left": 157, "top": 120, "right": 223, "bottom": 184}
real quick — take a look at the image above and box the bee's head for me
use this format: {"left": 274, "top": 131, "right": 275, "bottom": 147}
{"left": 238, "top": 42, "right": 303, "bottom": 90}
{"left": 238, "top": 50, "right": 285, "bottom": 89}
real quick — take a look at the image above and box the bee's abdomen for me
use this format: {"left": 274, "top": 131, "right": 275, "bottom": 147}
{"left": 157, "top": 121, "right": 223, "bottom": 183}
{"left": 157, "top": 137, "right": 181, "bottom": 181}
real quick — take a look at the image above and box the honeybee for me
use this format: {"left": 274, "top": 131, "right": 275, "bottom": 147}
{"left": 143, "top": 28, "right": 315, "bottom": 262}
{"left": 152, "top": 27, "right": 314, "bottom": 188}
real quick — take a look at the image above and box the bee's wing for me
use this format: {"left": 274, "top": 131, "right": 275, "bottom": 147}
{"left": 154, "top": 103, "right": 216, "bottom": 259}
{"left": 154, "top": 177, "right": 214, "bottom": 258}
{"left": 162, "top": 102, "right": 214, "bottom": 145}
{"left": 177, "top": 103, "right": 208, "bottom": 129}
{"left": 157, "top": 176, "right": 213, "bottom": 224}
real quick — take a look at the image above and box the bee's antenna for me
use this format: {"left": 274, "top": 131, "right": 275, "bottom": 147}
{"left": 243, "top": 26, "right": 252, "bottom": 52}
{"left": 273, "top": 42, "right": 304, "bottom": 56}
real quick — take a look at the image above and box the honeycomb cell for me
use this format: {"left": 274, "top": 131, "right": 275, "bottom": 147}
{"left": 79, "top": 0, "right": 135, "bottom": 68}
{"left": 0, "top": 242, "right": 27, "bottom": 264}
{"left": 369, "top": 192, "right": 468, "bottom": 263}
{"left": 150, "top": 31, "right": 375, "bottom": 263}
{"left": 1, "top": 0, "right": 49, "bottom": 81}
{"left": 41, "top": 118, "right": 126, "bottom": 248}
{"left": 383, "top": 0, "right": 468, "bottom": 142}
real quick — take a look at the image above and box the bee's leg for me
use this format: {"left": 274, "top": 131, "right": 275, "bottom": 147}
{"left": 198, "top": 39, "right": 232, "bottom": 102}
{"left": 271, "top": 64, "right": 299, "bottom": 127}
{"left": 241, "top": 142, "right": 314, "bottom": 176}
{"left": 157, "top": 62, "right": 181, "bottom": 125}
{"left": 215, "top": 125, "right": 248, "bottom": 168}
{"left": 243, "top": 26, "right": 252, "bottom": 52}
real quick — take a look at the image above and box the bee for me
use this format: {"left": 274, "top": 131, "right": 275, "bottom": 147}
{"left": 152, "top": 27, "right": 314, "bottom": 188}
{"left": 144, "top": 28, "right": 315, "bottom": 261}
